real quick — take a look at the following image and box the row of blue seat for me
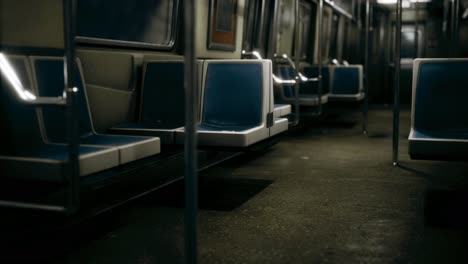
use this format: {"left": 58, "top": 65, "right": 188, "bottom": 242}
{"left": 112, "top": 60, "right": 289, "bottom": 147}
{"left": 275, "top": 64, "right": 364, "bottom": 106}
{"left": 0, "top": 56, "right": 290, "bottom": 181}
{"left": 0, "top": 56, "right": 161, "bottom": 181}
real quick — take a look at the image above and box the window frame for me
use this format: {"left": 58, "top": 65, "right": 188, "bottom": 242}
{"left": 76, "top": 0, "right": 180, "bottom": 50}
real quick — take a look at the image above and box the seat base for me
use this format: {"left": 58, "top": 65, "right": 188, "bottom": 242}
{"left": 0, "top": 145, "right": 119, "bottom": 182}
{"left": 328, "top": 92, "right": 365, "bottom": 102}
{"left": 176, "top": 125, "right": 270, "bottom": 147}
{"left": 274, "top": 104, "right": 292, "bottom": 118}
{"left": 80, "top": 134, "right": 160, "bottom": 164}
{"left": 109, "top": 124, "right": 181, "bottom": 145}
{"left": 271, "top": 118, "right": 288, "bottom": 136}
{"left": 409, "top": 130, "right": 468, "bottom": 161}
{"left": 279, "top": 94, "right": 329, "bottom": 106}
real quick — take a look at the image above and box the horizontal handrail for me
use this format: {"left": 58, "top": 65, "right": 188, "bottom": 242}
{"left": 0, "top": 52, "right": 67, "bottom": 106}
{"left": 273, "top": 53, "right": 297, "bottom": 71}
{"left": 273, "top": 53, "right": 321, "bottom": 83}
{"left": 298, "top": 72, "right": 320, "bottom": 82}
{"left": 242, "top": 50, "right": 298, "bottom": 85}
{"left": 323, "top": 0, "right": 354, "bottom": 20}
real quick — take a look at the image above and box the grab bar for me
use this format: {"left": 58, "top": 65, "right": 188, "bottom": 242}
{"left": 242, "top": 50, "right": 297, "bottom": 85}
{"left": 0, "top": 52, "right": 68, "bottom": 107}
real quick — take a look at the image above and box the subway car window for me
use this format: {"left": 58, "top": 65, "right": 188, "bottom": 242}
{"left": 299, "top": 0, "right": 315, "bottom": 61}
{"left": 315, "top": 7, "right": 332, "bottom": 63}
{"left": 242, "top": 0, "right": 274, "bottom": 57}
{"left": 276, "top": 0, "right": 296, "bottom": 55}
{"left": 329, "top": 13, "right": 340, "bottom": 61}
{"left": 77, "top": 0, "right": 178, "bottom": 49}
{"left": 2, "top": 0, "right": 468, "bottom": 263}
{"left": 333, "top": 0, "right": 355, "bottom": 15}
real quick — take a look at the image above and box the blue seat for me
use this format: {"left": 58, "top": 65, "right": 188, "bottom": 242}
{"left": 329, "top": 65, "right": 364, "bottom": 101}
{"left": 108, "top": 61, "right": 185, "bottom": 144}
{"left": 409, "top": 59, "right": 468, "bottom": 161}
{"left": 0, "top": 55, "right": 119, "bottom": 181}
{"left": 31, "top": 57, "right": 160, "bottom": 165}
{"left": 275, "top": 64, "right": 329, "bottom": 106}
{"left": 176, "top": 60, "right": 272, "bottom": 147}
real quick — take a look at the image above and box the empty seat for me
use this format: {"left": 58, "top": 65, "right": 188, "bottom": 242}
{"left": 31, "top": 57, "right": 160, "bottom": 165}
{"left": 108, "top": 61, "right": 185, "bottom": 144}
{"left": 77, "top": 50, "right": 138, "bottom": 133}
{"left": 0, "top": 55, "right": 119, "bottom": 181}
{"left": 176, "top": 60, "right": 273, "bottom": 147}
{"left": 329, "top": 65, "right": 364, "bottom": 101}
{"left": 409, "top": 58, "right": 468, "bottom": 161}
{"left": 275, "top": 64, "right": 329, "bottom": 106}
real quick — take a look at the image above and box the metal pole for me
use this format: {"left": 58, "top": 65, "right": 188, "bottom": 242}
{"left": 318, "top": 0, "right": 323, "bottom": 113}
{"left": 63, "top": 0, "right": 80, "bottom": 214}
{"left": 363, "top": 0, "right": 370, "bottom": 134}
{"left": 183, "top": 0, "right": 198, "bottom": 263}
{"left": 293, "top": 0, "right": 301, "bottom": 125}
{"left": 392, "top": 0, "right": 402, "bottom": 166}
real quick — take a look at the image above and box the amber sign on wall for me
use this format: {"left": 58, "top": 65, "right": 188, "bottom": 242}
{"left": 208, "top": 0, "right": 238, "bottom": 51}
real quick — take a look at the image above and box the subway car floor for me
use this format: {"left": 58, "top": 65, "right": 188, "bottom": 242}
{"left": 33, "top": 108, "right": 468, "bottom": 263}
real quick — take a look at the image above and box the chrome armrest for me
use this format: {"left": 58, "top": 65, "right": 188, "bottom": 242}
{"left": 274, "top": 53, "right": 321, "bottom": 83}
{"left": 242, "top": 51, "right": 298, "bottom": 85}
{"left": 273, "top": 74, "right": 297, "bottom": 85}
{"left": 241, "top": 50, "right": 263, "bottom": 60}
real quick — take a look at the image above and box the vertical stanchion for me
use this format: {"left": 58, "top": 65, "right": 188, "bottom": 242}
{"left": 183, "top": 0, "right": 198, "bottom": 263}
{"left": 363, "top": 0, "right": 370, "bottom": 134}
{"left": 392, "top": 0, "right": 402, "bottom": 166}
{"left": 63, "top": 0, "right": 80, "bottom": 213}
{"left": 317, "top": 0, "right": 323, "bottom": 114}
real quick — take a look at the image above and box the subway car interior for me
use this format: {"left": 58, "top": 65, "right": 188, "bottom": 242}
{"left": 1, "top": 0, "right": 468, "bottom": 263}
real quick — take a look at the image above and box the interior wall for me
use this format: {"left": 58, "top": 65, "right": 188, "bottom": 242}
{"left": 313, "top": 6, "right": 333, "bottom": 64}
{"left": 195, "top": 0, "right": 245, "bottom": 59}
{"left": 275, "top": 0, "right": 296, "bottom": 56}
{"left": 336, "top": 16, "right": 346, "bottom": 61}
{"left": 458, "top": 19, "right": 468, "bottom": 57}
{"left": 369, "top": 8, "right": 391, "bottom": 104}
{"left": 343, "top": 21, "right": 359, "bottom": 64}
{"left": 0, "top": 0, "right": 64, "bottom": 49}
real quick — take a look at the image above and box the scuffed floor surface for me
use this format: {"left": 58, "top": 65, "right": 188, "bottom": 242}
{"left": 54, "top": 109, "right": 468, "bottom": 263}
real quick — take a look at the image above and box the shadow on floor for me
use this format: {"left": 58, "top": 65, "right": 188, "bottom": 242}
{"left": 367, "top": 132, "right": 391, "bottom": 138}
{"left": 139, "top": 177, "right": 273, "bottom": 211}
{"left": 424, "top": 189, "right": 468, "bottom": 229}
